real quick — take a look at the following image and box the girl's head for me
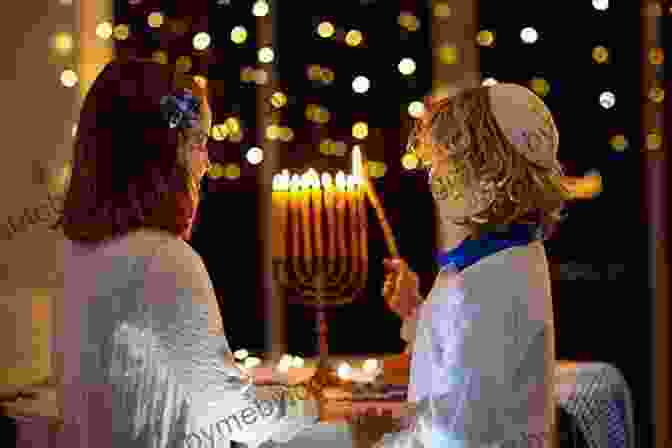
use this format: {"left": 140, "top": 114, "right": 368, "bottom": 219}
{"left": 61, "top": 58, "right": 211, "bottom": 243}
{"left": 408, "top": 83, "right": 570, "bottom": 237}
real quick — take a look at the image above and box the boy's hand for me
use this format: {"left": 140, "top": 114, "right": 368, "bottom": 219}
{"left": 382, "top": 258, "right": 422, "bottom": 320}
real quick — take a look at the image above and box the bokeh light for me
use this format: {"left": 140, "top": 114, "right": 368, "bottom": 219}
{"left": 96, "top": 22, "right": 113, "bottom": 39}
{"left": 352, "top": 76, "right": 370, "bottom": 93}
{"left": 224, "top": 117, "right": 242, "bottom": 135}
{"left": 648, "top": 87, "right": 665, "bottom": 103}
{"left": 278, "top": 127, "right": 295, "bottom": 142}
{"left": 151, "top": 50, "right": 168, "bottom": 64}
{"left": 398, "top": 12, "right": 420, "bottom": 31}
{"left": 223, "top": 163, "right": 242, "bottom": 180}
{"left": 592, "top": 46, "right": 610, "bottom": 64}
{"left": 438, "top": 43, "right": 459, "bottom": 64}
{"left": 317, "top": 21, "right": 335, "bottom": 38}
{"left": 265, "top": 124, "right": 281, "bottom": 140}
{"left": 306, "top": 104, "right": 331, "bottom": 124}
{"left": 176, "top": 55, "right": 192, "bottom": 73}
{"left": 609, "top": 135, "right": 628, "bottom": 152}
{"left": 352, "top": 122, "right": 369, "bottom": 139}
{"left": 434, "top": 3, "right": 452, "bottom": 18}
{"left": 252, "top": 0, "right": 269, "bottom": 17}
{"left": 50, "top": 32, "right": 74, "bottom": 56}
{"left": 193, "top": 75, "right": 207, "bottom": 89}
{"left": 520, "top": 27, "right": 538, "bottom": 44}
{"left": 113, "top": 24, "right": 130, "bottom": 40}
{"left": 592, "top": 0, "right": 609, "bottom": 11}
{"left": 319, "top": 139, "right": 336, "bottom": 155}
{"left": 60, "top": 69, "right": 78, "bottom": 87}
{"left": 482, "top": 77, "right": 498, "bottom": 86}
{"left": 398, "top": 58, "right": 416, "bottom": 75}
{"left": 193, "top": 32, "right": 211, "bottom": 50}
{"left": 649, "top": 48, "right": 664, "bottom": 65}
{"left": 211, "top": 124, "right": 229, "bottom": 141}
{"left": 270, "top": 91, "right": 287, "bottom": 108}
{"left": 345, "top": 30, "right": 363, "bottom": 47}
{"left": 408, "top": 101, "right": 425, "bottom": 118}
{"left": 476, "top": 30, "right": 495, "bottom": 47}
{"left": 246, "top": 147, "right": 264, "bottom": 165}
{"left": 231, "top": 26, "right": 248, "bottom": 44}
{"left": 368, "top": 161, "right": 387, "bottom": 178}
{"left": 646, "top": 131, "right": 663, "bottom": 150}
{"left": 147, "top": 12, "right": 164, "bottom": 28}
{"left": 258, "top": 47, "right": 274, "bottom": 63}
{"left": 529, "top": 78, "right": 550, "bottom": 97}
{"left": 599, "top": 91, "right": 616, "bottom": 109}
{"left": 207, "top": 163, "right": 225, "bottom": 180}
{"left": 401, "top": 153, "right": 419, "bottom": 170}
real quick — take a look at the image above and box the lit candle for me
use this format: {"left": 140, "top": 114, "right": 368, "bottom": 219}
{"left": 347, "top": 174, "right": 360, "bottom": 273}
{"left": 352, "top": 147, "right": 369, "bottom": 273}
{"left": 289, "top": 174, "right": 302, "bottom": 259}
{"left": 335, "top": 171, "right": 348, "bottom": 259}
{"left": 308, "top": 169, "right": 324, "bottom": 259}
{"left": 321, "top": 173, "right": 337, "bottom": 263}
{"left": 271, "top": 170, "right": 290, "bottom": 260}
{"left": 300, "top": 171, "right": 313, "bottom": 262}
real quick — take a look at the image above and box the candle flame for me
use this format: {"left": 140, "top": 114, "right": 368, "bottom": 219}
{"left": 352, "top": 146, "right": 363, "bottom": 185}
{"left": 321, "top": 172, "right": 333, "bottom": 189}
{"left": 346, "top": 174, "right": 358, "bottom": 191}
{"left": 300, "top": 171, "right": 312, "bottom": 190}
{"left": 307, "top": 168, "right": 321, "bottom": 190}
{"left": 273, "top": 171, "right": 290, "bottom": 191}
{"left": 290, "top": 174, "right": 301, "bottom": 192}
{"left": 272, "top": 174, "right": 279, "bottom": 191}
{"left": 335, "top": 171, "right": 347, "bottom": 190}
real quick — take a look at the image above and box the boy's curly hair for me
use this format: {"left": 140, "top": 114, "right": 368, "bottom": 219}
{"left": 408, "top": 86, "right": 570, "bottom": 238}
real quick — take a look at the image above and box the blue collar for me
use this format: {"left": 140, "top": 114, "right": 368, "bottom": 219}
{"left": 436, "top": 223, "right": 543, "bottom": 272}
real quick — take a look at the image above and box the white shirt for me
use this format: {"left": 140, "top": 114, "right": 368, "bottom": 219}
{"left": 383, "top": 242, "right": 556, "bottom": 448}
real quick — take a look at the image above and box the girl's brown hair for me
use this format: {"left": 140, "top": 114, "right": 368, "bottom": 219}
{"left": 410, "top": 86, "right": 570, "bottom": 238}
{"left": 61, "top": 58, "right": 207, "bottom": 243}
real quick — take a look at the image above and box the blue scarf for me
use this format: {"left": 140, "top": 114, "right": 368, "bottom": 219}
{"left": 436, "top": 223, "right": 543, "bottom": 272}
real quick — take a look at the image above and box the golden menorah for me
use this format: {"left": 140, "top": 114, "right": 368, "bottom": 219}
{"left": 272, "top": 165, "right": 369, "bottom": 396}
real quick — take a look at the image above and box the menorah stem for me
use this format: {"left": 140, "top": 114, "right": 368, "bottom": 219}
{"left": 317, "top": 307, "right": 329, "bottom": 363}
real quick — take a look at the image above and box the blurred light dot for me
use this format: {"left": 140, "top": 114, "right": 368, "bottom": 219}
{"left": 320, "top": 67, "right": 335, "bottom": 84}
{"left": 207, "top": 163, "right": 225, "bottom": 180}
{"left": 225, "top": 117, "right": 241, "bottom": 135}
{"left": 229, "top": 130, "right": 244, "bottom": 143}
{"left": 258, "top": 47, "right": 274, "bottom": 63}
{"left": 113, "top": 24, "right": 130, "bottom": 40}
{"left": 193, "top": 75, "right": 207, "bottom": 89}
{"left": 96, "top": 22, "right": 113, "bottom": 39}
{"left": 352, "top": 76, "right": 370, "bottom": 93}
{"left": 240, "top": 66, "right": 254, "bottom": 82}
{"left": 592, "top": 0, "right": 609, "bottom": 10}
{"left": 646, "top": 131, "right": 663, "bottom": 150}
{"left": 352, "top": 122, "right": 369, "bottom": 139}
{"left": 149, "top": 50, "right": 167, "bottom": 65}
{"left": 317, "top": 21, "right": 335, "bottom": 38}
{"left": 649, "top": 87, "right": 665, "bottom": 103}
{"left": 592, "top": 46, "right": 609, "bottom": 64}
{"left": 438, "top": 43, "right": 459, "bottom": 64}
{"left": 231, "top": 26, "right": 248, "bottom": 44}
{"left": 279, "top": 127, "right": 294, "bottom": 142}
{"left": 265, "top": 124, "right": 281, "bottom": 140}
{"left": 314, "top": 106, "right": 330, "bottom": 124}
{"left": 246, "top": 147, "right": 264, "bottom": 165}
{"left": 408, "top": 101, "right": 425, "bottom": 118}
{"left": 60, "top": 69, "right": 78, "bottom": 87}
{"left": 368, "top": 161, "right": 387, "bottom": 178}
{"left": 333, "top": 141, "right": 348, "bottom": 156}
{"left": 398, "top": 12, "right": 420, "bottom": 31}
{"left": 252, "top": 0, "right": 269, "bottom": 17}
{"left": 401, "top": 152, "right": 419, "bottom": 170}
{"left": 476, "top": 30, "right": 495, "bottom": 47}
{"left": 398, "top": 58, "right": 416, "bottom": 75}
{"left": 193, "top": 32, "right": 211, "bottom": 50}
{"left": 148, "top": 11, "right": 164, "bottom": 28}
{"left": 224, "top": 163, "right": 242, "bottom": 179}
{"left": 270, "top": 91, "right": 287, "bottom": 108}
{"left": 176, "top": 55, "right": 192, "bottom": 73}
{"left": 307, "top": 65, "right": 322, "bottom": 81}
{"left": 320, "top": 139, "right": 335, "bottom": 155}
{"left": 649, "top": 48, "right": 664, "bottom": 65}
{"left": 253, "top": 69, "right": 269, "bottom": 85}
{"left": 520, "top": 27, "right": 538, "bottom": 44}
{"left": 482, "top": 77, "right": 498, "bottom": 86}
{"left": 50, "top": 32, "right": 74, "bottom": 56}
{"left": 211, "top": 124, "right": 229, "bottom": 141}
{"left": 434, "top": 3, "right": 452, "bottom": 18}
{"left": 599, "top": 91, "right": 616, "bottom": 109}
{"left": 610, "top": 135, "right": 628, "bottom": 152}
{"left": 529, "top": 78, "right": 550, "bottom": 97}
{"left": 345, "top": 29, "right": 363, "bottom": 47}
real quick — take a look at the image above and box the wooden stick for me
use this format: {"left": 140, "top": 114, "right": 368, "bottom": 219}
{"left": 360, "top": 155, "right": 400, "bottom": 259}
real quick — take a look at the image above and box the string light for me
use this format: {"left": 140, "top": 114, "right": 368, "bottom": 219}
{"left": 398, "top": 58, "right": 416, "bottom": 75}
{"left": 246, "top": 147, "right": 264, "bottom": 165}
{"left": 476, "top": 30, "right": 495, "bottom": 47}
{"left": 345, "top": 30, "right": 363, "bottom": 47}
{"left": 317, "top": 21, "right": 335, "bottom": 38}
{"left": 352, "top": 122, "right": 369, "bottom": 139}
{"left": 252, "top": 0, "right": 269, "bottom": 17}
{"left": 592, "top": 46, "right": 609, "bottom": 64}
{"left": 520, "top": 27, "right": 538, "bottom": 44}
{"left": 231, "top": 26, "right": 248, "bottom": 44}
{"left": 96, "top": 22, "right": 113, "bottom": 39}
{"left": 599, "top": 91, "right": 616, "bottom": 109}
{"left": 258, "top": 47, "right": 274, "bottom": 63}
{"left": 352, "top": 75, "right": 370, "bottom": 93}
{"left": 270, "top": 92, "right": 288, "bottom": 108}
{"left": 147, "top": 12, "right": 164, "bottom": 28}
{"left": 193, "top": 32, "right": 211, "bottom": 50}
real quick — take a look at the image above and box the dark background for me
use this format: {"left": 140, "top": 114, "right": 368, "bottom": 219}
{"left": 114, "top": 1, "right": 654, "bottom": 444}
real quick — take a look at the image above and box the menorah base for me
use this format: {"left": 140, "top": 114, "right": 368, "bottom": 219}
{"left": 304, "top": 360, "right": 343, "bottom": 420}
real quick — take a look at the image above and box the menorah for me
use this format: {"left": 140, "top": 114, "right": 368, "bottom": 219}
{"left": 272, "top": 150, "right": 369, "bottom": 399}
